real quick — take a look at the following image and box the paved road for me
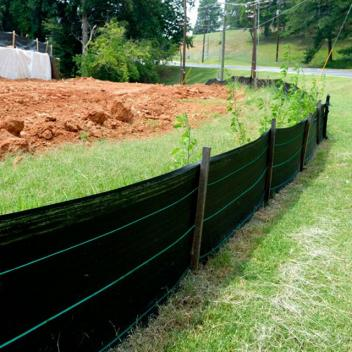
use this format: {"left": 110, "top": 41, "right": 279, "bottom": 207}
{"left": 168, "top": 62, "right": 352, "bottom": 79}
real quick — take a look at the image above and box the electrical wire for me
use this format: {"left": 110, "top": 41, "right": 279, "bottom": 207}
{"left": 321, "top": 1, "right": 352, "bottom": 72}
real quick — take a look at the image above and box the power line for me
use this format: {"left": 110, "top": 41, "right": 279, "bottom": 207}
{"left": 322, "top": 1, "right": 352, "bottom": 71}
{"left": 258, "top": 0, "right": 309, "bottom": 28}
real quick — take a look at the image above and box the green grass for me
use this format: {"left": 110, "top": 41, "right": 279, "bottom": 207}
{"left": 181, "top": 29, "right": 352, "bottom": 68}
{"left": 113, "top": 72, "right": 352, "bottom": 351}
{"left": 0, "top": 85, "right": 274, "bottom": 215}
{"left": 2, "top": 68, "right": 351, "bottom": 351}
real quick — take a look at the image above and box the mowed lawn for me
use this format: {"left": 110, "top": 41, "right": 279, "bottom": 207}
{"left": 114, "top": 73, "right": 352, "bottom": 351}
{"left": 183, "top": 29, "right": 352, "bottom": 69}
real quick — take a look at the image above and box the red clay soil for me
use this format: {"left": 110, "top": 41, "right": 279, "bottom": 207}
{"left": 0, "top": 77, "right": 230, "bottom": 158}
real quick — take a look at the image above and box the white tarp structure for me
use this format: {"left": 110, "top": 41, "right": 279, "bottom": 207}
{"left": 0, "top": 47, "right": 52, "bottom": 80}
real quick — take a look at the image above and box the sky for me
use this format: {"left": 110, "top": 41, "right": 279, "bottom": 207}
{"left": 189, "top": 0, "right": 200, "bottom": 27}
{"left": 189, "top": 0, "right": 226, "bottom": 27}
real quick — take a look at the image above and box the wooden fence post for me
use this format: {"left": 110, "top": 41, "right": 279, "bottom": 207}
{"left": 264, "top": 119, "right": 276, "bottom": 205}
{"left": 316, "top": 101, "right": 322, "bottom": 145}
{"left": 300, "top": 116, "right": 311, "bottom": 171}
{"left": 191, "top": 147, "right": 211, "bottom": 271}
{"left": 323, "top": 95, "right": 330, "bottom": 139}
{"left": 12, "top": 30, "right": 16, "bottom": 48}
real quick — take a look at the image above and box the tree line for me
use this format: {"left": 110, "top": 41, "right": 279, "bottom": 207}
{"left": 194, "top": 0, "right": 352, "bottom": 65}
{"left": 0, "top": 0, "right": 185, "bottom": 80}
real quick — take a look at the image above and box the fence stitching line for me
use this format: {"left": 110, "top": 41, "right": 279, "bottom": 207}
{"left": 0, "top": 188, "right": 198, "bottom": 277}
{"left": 204, "top": 168, "right": 267, "bottom": 223}
{"left": 208, "top": 147, "right": 268, "bottom": 187}
{"left": 98, "top": 268, "right": 190, "bottom": 352}
{"left": 273, "top": 147, "right": 302, "bottom": 169}
{"left": 200, "top": 197, "right": 264, "bottom": 260}
{"left": 271, "top": 171, "right": 299, "bottom": 192}
{"left": 0, "top": 225, "right": 195, "bottom": 349}
{"left": 275, "top": 133, "right": 302, "bottom": 147}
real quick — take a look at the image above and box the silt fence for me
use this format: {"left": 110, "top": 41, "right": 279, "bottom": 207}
{"left": 0, "top": 95, "right": 330, "bottom": 351}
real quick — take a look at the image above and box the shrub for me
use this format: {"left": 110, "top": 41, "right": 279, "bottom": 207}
{"left": 75, "top": 20, "right": 157, "bottom": 82}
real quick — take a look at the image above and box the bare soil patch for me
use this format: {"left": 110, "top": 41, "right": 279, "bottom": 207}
{"left": 0, "top": 77, "right": 230, "bottom": 158}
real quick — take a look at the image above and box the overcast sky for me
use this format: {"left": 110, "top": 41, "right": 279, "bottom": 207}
{"left": 189, "top": 0, "right": 200, "bottom": 27}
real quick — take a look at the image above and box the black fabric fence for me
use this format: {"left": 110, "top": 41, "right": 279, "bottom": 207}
{"left": 0, "top": 96, "right": 330, "bottom": 352}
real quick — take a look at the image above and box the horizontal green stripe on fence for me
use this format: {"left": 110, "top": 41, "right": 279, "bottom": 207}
{"left": 275, "top": 133, "right": 303, "bottom": 147}
{"left": 273, "top": 147, "right": 302, "bottom": 169}
{"left": 208, "top": 148, "right": 268, "bottom": 187}
{"left": 200, "top": 198, "right": 264, "bottom": 260}
{"left": 0, "top": 226, "right": 195, "bottom": 349}
{"left": 0, "top": 188, "right": 198, "bottom": 277}
{"left": 204, "top": 168, "right": 267, "bottom": 223}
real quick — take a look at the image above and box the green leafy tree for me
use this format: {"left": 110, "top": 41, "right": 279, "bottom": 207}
{"left": 286, "top": 0, "right": 352, "bottom": 64}
{"left": 76, "top": 20, "right": 157, "bottom": 82}
{"left": 0, "top": 0, "right": 186, "bottom": 77}
{"left": 194, "top": 0, "right": 221, "bottom": 34}
{"left": 193, "top": 0, "right": 221, "bottom": 62}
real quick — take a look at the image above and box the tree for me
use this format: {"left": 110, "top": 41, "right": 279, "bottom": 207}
{"left": 0, "top": 0, "right": 186, "bottom": 77}
{"left": 286, "top": 0, "right": 352, "bottom": 64}
{"left": 194, "top": 0, "right": 221, "bottom": 34}
{"left": 76, "top": 20, "right": 157, "bottom": 82}
{"left": 193, "top": 0, "right": 221, "bottom": 62}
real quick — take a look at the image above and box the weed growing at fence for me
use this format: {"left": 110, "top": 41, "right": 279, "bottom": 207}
{"left": 227, "top": 82, "right": 250, "bottom": 145}
{"left": 171, "top": 113, "right": 198, "bottom": 168}
{"left": 258, "top": 60, "right": 326, "bottom": 133}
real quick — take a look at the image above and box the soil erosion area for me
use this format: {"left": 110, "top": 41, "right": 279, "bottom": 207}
{"left": 0, "top": 77, "right": 229, "bottom": 158}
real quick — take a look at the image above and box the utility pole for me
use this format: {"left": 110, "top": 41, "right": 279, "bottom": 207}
{"left": 220, "top": 0, "right": 227, "bottom": 82}
{"left": 257, "top": 0, "right": 260, "bottom": 46}
{"left": 181, "top": 0, "right": 187, "bottom": 85}
{"left": 275, "top": 8, "right": 280, "bottom": 62}
{"left": 201, "top": 7, "right": 210, "bottom": 63}
{"left": 250, "top": 2, "right": 258, "bottom": 87}
{"left": 202, "top": 31, "right": 207, "bottom": 63}
{"left": 275, "top": 0, "right": 283, "bottom": 63}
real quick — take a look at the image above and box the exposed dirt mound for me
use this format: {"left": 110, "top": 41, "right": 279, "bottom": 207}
{"left": 110, "top": 101, "right": 134, "bottom": 123}
{"left": 0, "top": 77, "right": 230, "bottom": 158}
{"left": 0, "top": 119, "right": 24, "bottom": 137}
{"left": 0, "top": 129, "right": 29, "bottom": 155}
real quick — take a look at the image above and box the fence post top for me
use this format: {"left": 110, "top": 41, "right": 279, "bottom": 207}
{"left": 271, "top": 119, "right": 276, "bottom": 128}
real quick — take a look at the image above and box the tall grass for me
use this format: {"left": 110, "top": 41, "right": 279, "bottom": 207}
{"left": 0, "top": 85, "right": 273, "bottom": 215}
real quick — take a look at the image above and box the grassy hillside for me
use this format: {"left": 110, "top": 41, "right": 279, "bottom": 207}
{"left": 181, "top": 29, "right": 352, "bottom": 68}
{"left": 116, "top": 70, "right": 352, "bottom": 352}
